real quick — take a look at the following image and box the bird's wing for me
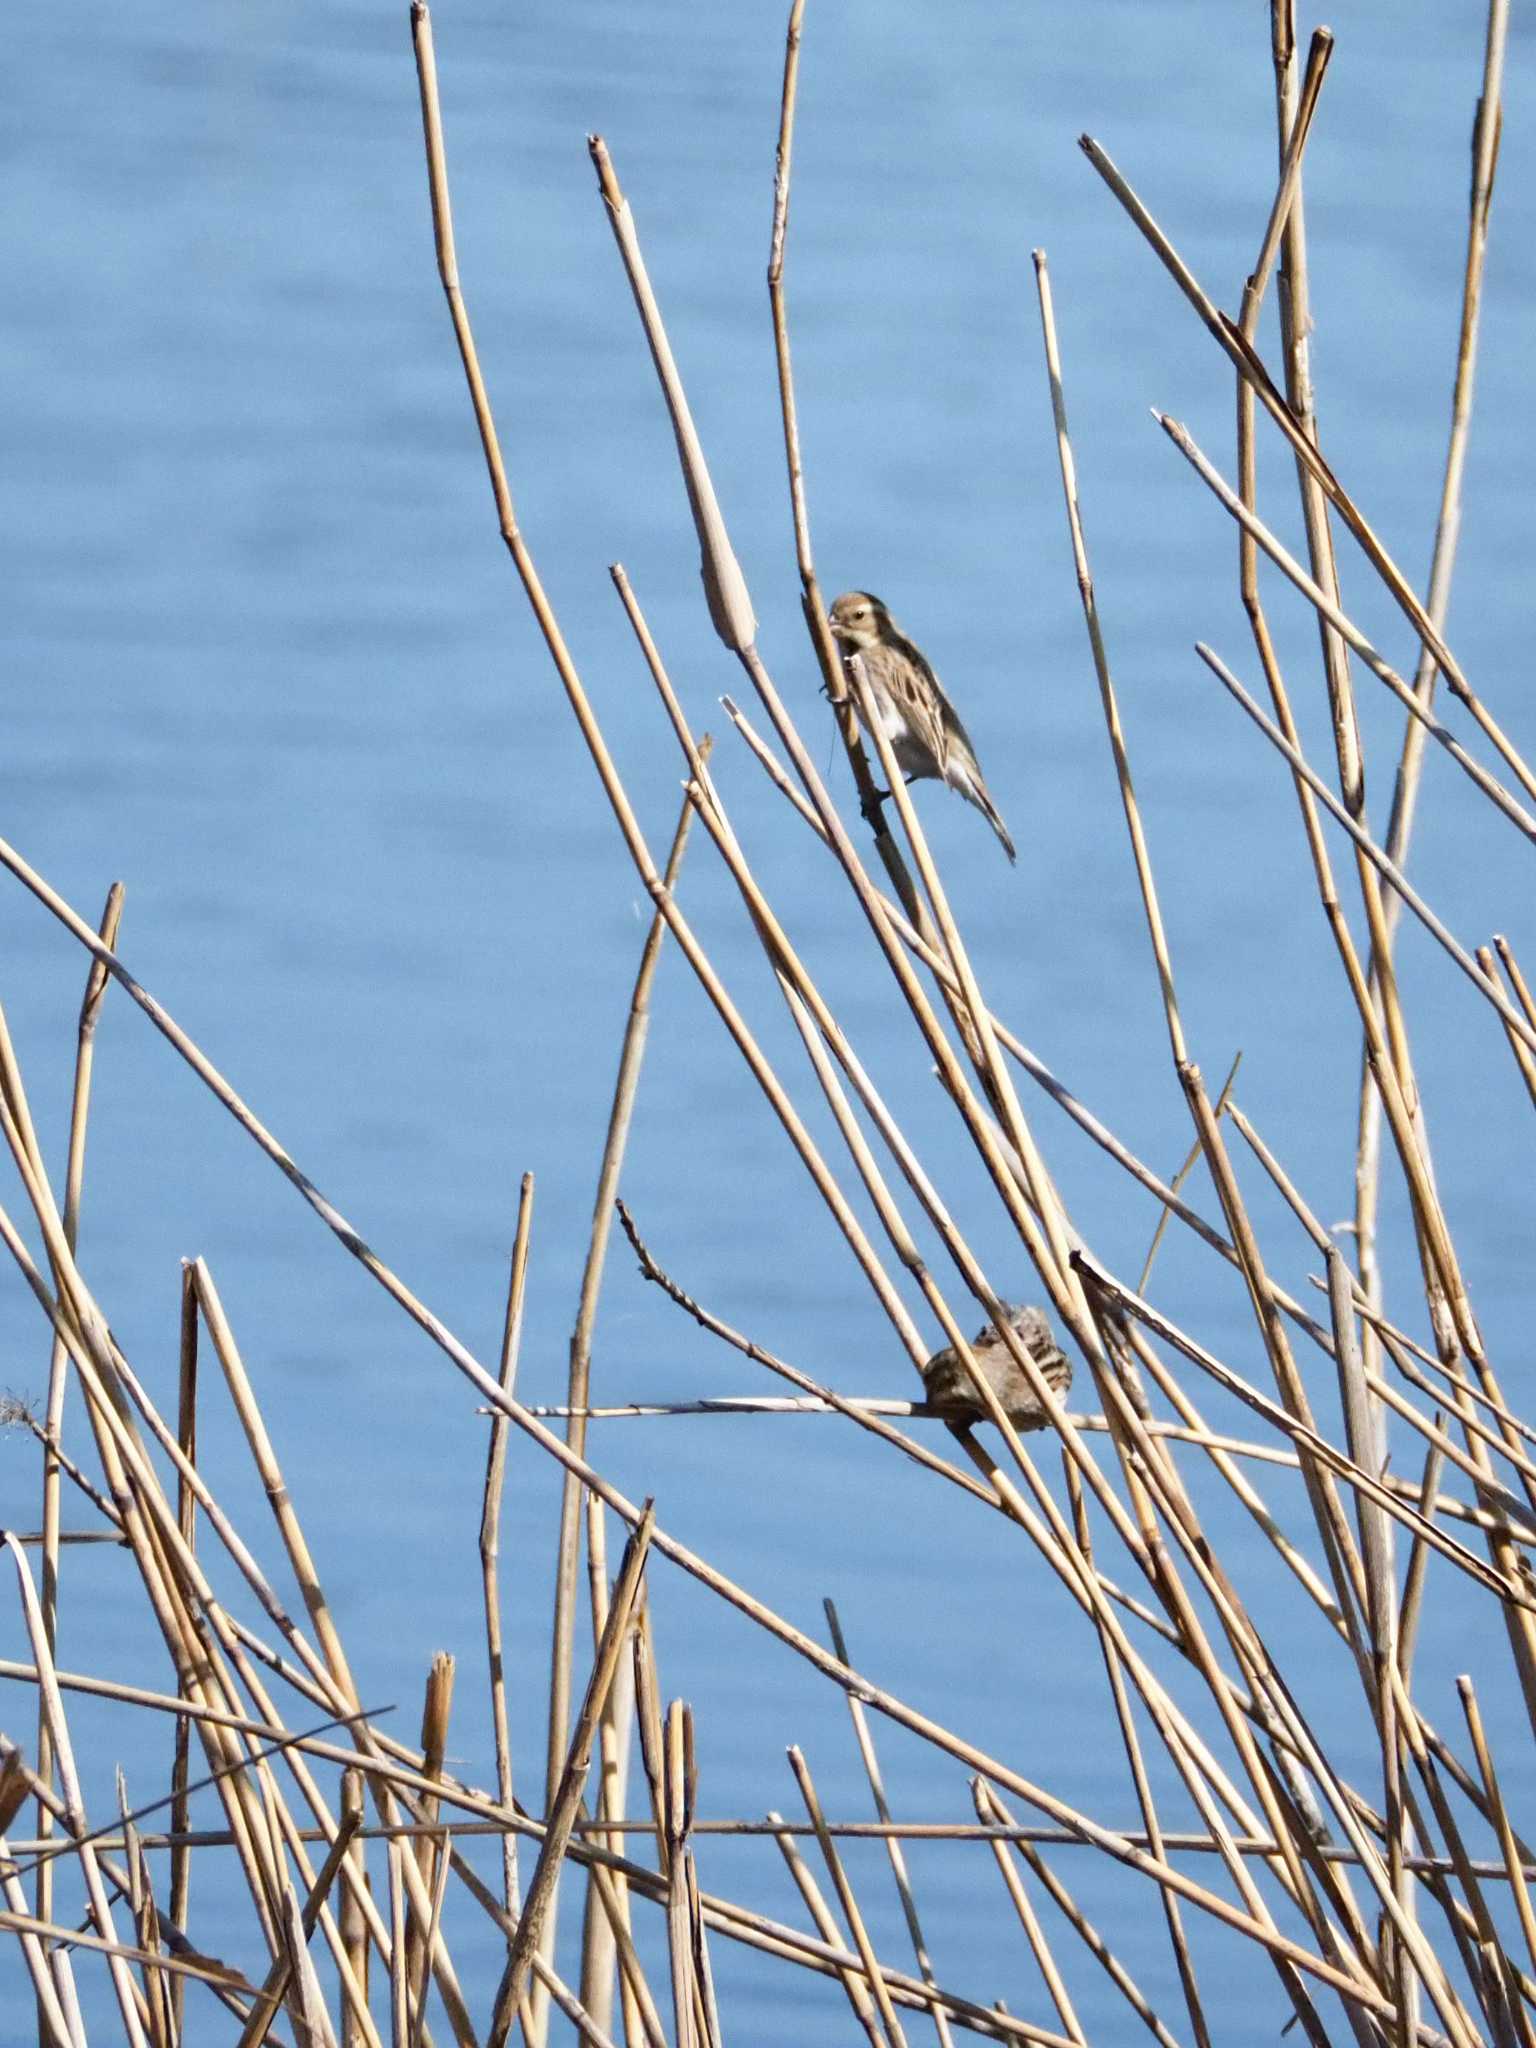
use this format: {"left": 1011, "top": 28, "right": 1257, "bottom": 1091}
{"left": 913, "top": 642, "right": 1018, "bottom": 864}
{"left": 919, "top": 654, "right": 985, "bottom": 782}
{"left": 879, "top": 633, "right": 949, "bottom": 764}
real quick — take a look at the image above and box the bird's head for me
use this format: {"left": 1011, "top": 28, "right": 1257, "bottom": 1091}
{"left": 827, "top": 591, "right": 890, "bottom": 650}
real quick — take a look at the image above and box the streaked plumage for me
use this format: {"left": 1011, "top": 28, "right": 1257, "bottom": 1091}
{"left": 919, "top": 1304, "right": 1071, "bottom": 1431}
{"left": 827, "top": 590, "right": 1016, "bottom": 863}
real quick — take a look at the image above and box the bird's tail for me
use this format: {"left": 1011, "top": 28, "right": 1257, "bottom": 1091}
{"left": 957, "top": 772, "right": 1017, "bottom": 864}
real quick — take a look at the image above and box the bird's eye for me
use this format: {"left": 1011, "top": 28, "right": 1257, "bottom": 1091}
{"left": 854, "top": 606, "right": 869, "bottom": 618}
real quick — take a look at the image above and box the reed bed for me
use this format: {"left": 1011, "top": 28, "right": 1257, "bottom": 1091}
{"left": 1, "top": 1, "right": 1531, "bottom": 2040}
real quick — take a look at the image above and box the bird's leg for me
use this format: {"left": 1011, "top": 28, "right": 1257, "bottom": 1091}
{"left": 860, "top": 784, "right": 893, "bottom": 826}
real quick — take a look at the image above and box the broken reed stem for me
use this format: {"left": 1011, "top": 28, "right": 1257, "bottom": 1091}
{"left": 405, "top": 1652, "right": 454, "bottom": 2020}
{"left": 767, "top": 1806, "right": 885, "bottom": 2044}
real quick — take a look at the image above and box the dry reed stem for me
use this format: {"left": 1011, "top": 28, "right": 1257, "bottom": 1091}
{"left": 168, "top": 1256, "right": 200, "bottom": 2045}
{"left": 487, "top": 1505, "right": 654, "bottom": 2044}
{"left": 577, "top": 1495, "right": 638, "bottom": 2040}
{"left": 1240, "top": 25, "right": 1482, "bottom": 1665}
{"left": 1033, "top": 249, "right": 1186, "bottom": 1069}
{"left": 1028, "top": 253, "right": 1393, "bottom": 1986}
{"left": 119, "top": 1782, "right": 173, "bottom": 2048}
{"left": 387, "top": 1839, "right": 409, "bottom": 2048}
{"left": 1480, "top": 945, "right": 1536, "bottom": 1110}
{"left": 765, "top": 0, "right": 936, "bottom": 939}
{"left": 408, "top": 1834, "right": 451, "bottom": 2048}
{"left": 975, "top": 1784, "right": 1184, "bottom": 2048}
{"left": 1193, "top": 634, "right": 1536, "bottom": 1594}
{"left": 1494, "top": 933, "right": 1536, "bottom": 1031}
{"left": 5, "top": 1533, "right": 151, "bottom": 2045}
{"left": 661, "top": 1705, "right": 711, "bottom": 2048}
{"left": 789, "top": 1745, "right": 909, "bottom": 2048}
{"left": 1056, "top": 1361, "right": 1374, "bottom": 2036}
{"left": 339, "top": 1767, "right": 371, "bottom": 2048}
{"left": 1138, "top": 1054, "right": 1240, "bottom": 1293}
{"left": 1355, "top": 14, "right": 1509, "bottom": 1761}
{"left": 177, "top": 1268, "right": 440, "bottom": 2025}
{"left": 1328, "top": 1247, "right": 1410, "bottom": 2003}
{"left": 542, "top": 770, "right": 700, "bottom": 2047}
{"left": 111, "top": 1280, "right": 446, "bottom": 2034}
{"left": 587, "top": 138, "right": 753, "bottom": 652}
{"left": 1061, "top": 1465, "right": 1210, "bottom": 2048}
{"left": 35, "top": 879, "right": 121, "bottom": 1976}
{"left": 1101, "top": 621, "right": 1476, "bottom": 1377}
{"left": 970, "top": 1780, "right": 1086, "bottom": 2047}
{"left": 1175, "top": 1065, "right": 1372, "bottom": 1650}
{"left": 406, "top": 1654, "right": 454, "bottom": 2019}
{"left": 409, "top": 1812, "right": 619, "bottom": 2043}
{"left": 767, "top": 1806, "right": 885, "bottom": 2045}
{"left": 823, "top": 1600, "right": 954, "bottom": 2048}
{"left": 1266, "top": 21, "right": 1362, "bottom": 833}
{"left": 0, "top": 1903, "right": 251, "bottom": 1999}
{"left": 0, "top": 1833, "right": 77, "bottom": 2045}
{"left": 237, "top": 1802, "right": 364, "bottom": 2048}
{"left": 186, "top": 1278, "right": 477, "bottom": 2030}
{"left": 1458, "top": 1676, "right": 1536, "bottom": 1987}
{"left": 1370, "top": 0, "right": 1510, "bottom": 912}
{"left": 479, "top": 1174, "right": 533, "bottom": 1932}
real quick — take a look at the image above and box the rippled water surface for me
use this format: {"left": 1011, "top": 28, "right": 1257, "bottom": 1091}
{"left": 5, "top": 1, "right": 1536, "bottom": 2037}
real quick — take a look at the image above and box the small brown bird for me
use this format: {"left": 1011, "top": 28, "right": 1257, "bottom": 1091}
{"left": 919, "top": 1305, "right": 1071, "bottom": 1430}
{"left": 827, "top": 590, "right": 1016, "bottom": 862}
